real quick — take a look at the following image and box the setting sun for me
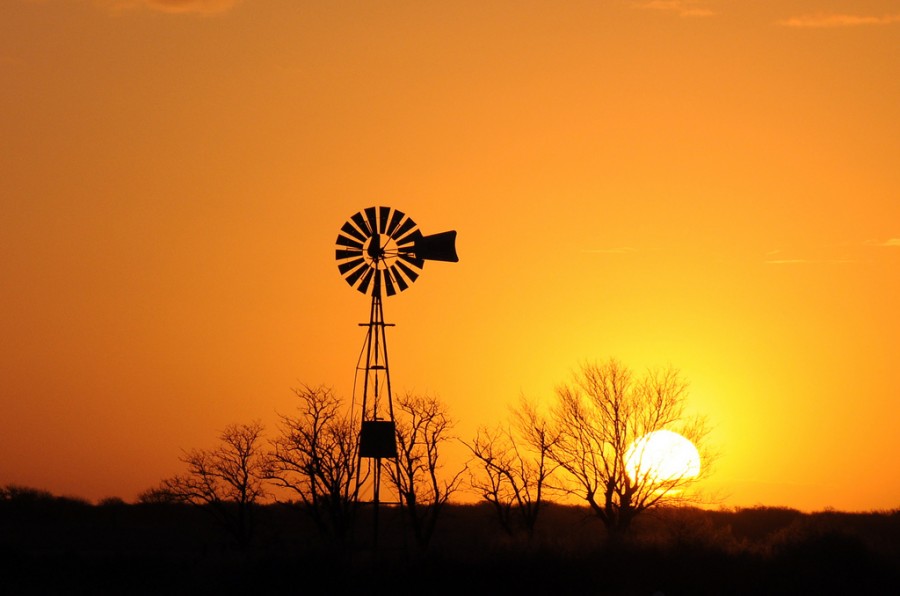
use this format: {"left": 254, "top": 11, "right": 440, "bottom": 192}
{"left": 625, "top": 430, "right": 701, "bottom": 485}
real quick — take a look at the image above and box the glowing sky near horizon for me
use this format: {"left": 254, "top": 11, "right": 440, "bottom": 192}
{"left": 1, "top": 0, "right": 898, "bottom": 510}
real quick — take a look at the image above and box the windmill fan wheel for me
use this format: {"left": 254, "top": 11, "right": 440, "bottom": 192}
{"left": 335, "top": 206, "right": 458, "bottom": 297}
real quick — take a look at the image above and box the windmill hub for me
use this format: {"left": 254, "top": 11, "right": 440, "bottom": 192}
{"left": 366, "top": 233, "right": 384, "bottom": 260}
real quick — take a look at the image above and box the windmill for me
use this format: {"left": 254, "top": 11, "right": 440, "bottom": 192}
{"left": 335, "top": 205, "right": 458, "bottom": 543}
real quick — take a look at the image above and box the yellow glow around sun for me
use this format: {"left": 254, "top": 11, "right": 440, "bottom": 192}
{"left": 625, "top": 430, "right": 701, "bottom": 485}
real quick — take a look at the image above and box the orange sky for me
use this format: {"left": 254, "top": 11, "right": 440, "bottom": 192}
{"left": 1, "top": 0, "right": 898, "bottom": 511}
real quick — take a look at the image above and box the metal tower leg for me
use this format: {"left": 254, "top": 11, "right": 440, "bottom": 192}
{"left": 356, "top": 291, "right": 400, "bottom": 548}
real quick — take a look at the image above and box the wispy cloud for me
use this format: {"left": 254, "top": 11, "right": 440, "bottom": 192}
{"left": 97, "top": 0, "right": 241, "bottom": 15}
{"left": 634, "top": 1, "right": 715, "bottom": 18}
{"left": 764, "top": 247, "right": 857, "bottom": 264}
{"left": 777, "top": 13, "right": 900, "bottom": 28}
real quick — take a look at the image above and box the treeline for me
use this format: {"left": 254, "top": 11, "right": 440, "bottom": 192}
{"left": 4, "top": 360, "right": 898, "bottom": 593}
{"left": 135, "top": 362, "right": 718, "bottom": 553}
{"left": 1, "top": 487, "right": 898, "bottom": 594}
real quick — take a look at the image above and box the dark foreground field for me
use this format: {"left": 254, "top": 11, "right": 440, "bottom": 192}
{"left": 1, "top": 492, "right": 898, "bottom": 595}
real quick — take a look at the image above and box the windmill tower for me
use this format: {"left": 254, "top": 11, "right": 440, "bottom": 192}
{"left": 334, "top": 206, "right": 458, "bottom": 543}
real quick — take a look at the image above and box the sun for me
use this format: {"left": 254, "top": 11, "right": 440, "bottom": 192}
{"left": 625, "top": 430, "right": 701, "bottom": 485}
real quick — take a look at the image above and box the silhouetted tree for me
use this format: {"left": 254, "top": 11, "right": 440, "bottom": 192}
{"left": 139, "top": 421, "right": 267, "bottom": 548}
{"left": 467, "top": 399, "right": 558, "bottom": 539}
{"left": 266, "top": 384, "right": 360, "bottom": 547}
{"left": 546, "top": 359, "right": 713, "bottom": 542}
{"left": 388, "top": 392, "right": 465, "bottom": 549}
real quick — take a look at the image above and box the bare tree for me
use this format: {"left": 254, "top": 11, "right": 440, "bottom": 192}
{"left": 266, "top": 384, "right": 361, "bottom": 547}
{"left": 140, "top": 421, "right": 267, "bottom": 548}
{"left": 388, "top": 392, "right": 466, "bottom": 549}
{"left": 467, "top": 399, "right": 558, "bottom": 539}
{"left": 546, "top": 359, "right": 713, "bottom": 542}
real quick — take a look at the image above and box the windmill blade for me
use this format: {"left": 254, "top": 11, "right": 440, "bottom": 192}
{"left": 338, "top": 257, "right": 365, "bottom": 275}
{"left": 383, "top": 269, "right": 397, "bottom": 296}
{"left": 358, "top": 268, "right": 375, "bottom": 294}
{"left": 336, "top": 248, "right": 363, "bottom": 261}
{"left": 393, "top": 217, "right": 417, "bottom": 243}
{"left": 336, "top": 234, "right": 364, "bottom": 249}
{"left": 395, "top": 259, "right": 420, "bottom": 283}
{"left": 388, "top": 264, "right": 409, "bottom": 292}
{"left": 396, "top": 228, "right": 422, "bottom": 248}
{"left": 364, "top": 207, "right": 379, "bottom": 238}
{"left": 345, "top": 263, "right": 369, "bottom": 287}
{"left": 378, "top": 206, "right": 392, "bottom": 234}
{"left": 386, "top": 208, "right": 405, "bottom": 237}
{"left": 351, "top": 211, "right": 370, "bottom": 235}
{"left": 341, "top": 221, "right": 367, "bottom": 243}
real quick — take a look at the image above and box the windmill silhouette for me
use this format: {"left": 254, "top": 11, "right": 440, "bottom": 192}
{"left": 335, "top": 205, "right": 458, "bottom": 544}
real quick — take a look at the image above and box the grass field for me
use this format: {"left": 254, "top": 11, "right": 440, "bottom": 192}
{"left": 2, "top": 490, "right": 898, "bottom": 595}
